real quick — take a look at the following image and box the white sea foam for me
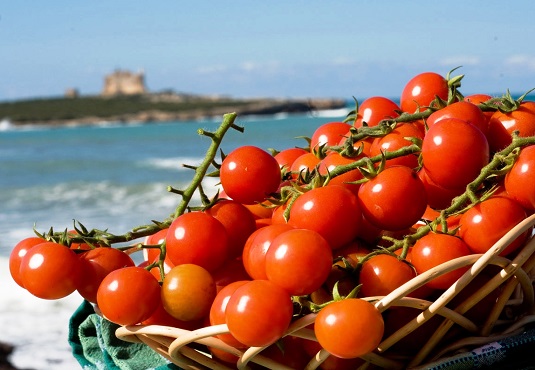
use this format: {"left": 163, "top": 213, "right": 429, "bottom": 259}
{"left": 138, "top": 156, "right": 205, "bottom": 171}
{"left": 0, "top": 257, "right": 83, "bottom": 370}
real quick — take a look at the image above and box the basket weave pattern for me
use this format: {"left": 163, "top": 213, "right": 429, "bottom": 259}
{"left": 116, "top": 213, "right": 535, "bottom": 369}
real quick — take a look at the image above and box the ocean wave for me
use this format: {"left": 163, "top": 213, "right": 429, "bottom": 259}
{"left": 138, "top": 156, "right": 206, "bottom": 171}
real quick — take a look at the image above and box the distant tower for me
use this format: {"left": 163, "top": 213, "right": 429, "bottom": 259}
{"left": 101, "top": 69, "right": 147, "bottom": 96}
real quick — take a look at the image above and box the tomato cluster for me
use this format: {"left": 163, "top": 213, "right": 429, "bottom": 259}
{"left": 9, "top": 69, "right": 535, "bottom": 368}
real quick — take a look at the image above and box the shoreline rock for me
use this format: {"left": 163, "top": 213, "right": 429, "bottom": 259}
{"left": 0, "top": 341, "right": 30, "bottom": 370}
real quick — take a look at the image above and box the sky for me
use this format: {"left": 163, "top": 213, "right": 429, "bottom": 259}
{"left": 2, "top": 1, "right": 535, "bottom": 102}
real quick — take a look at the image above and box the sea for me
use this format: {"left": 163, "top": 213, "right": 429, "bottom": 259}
{"left": 0, "top": 108, "right": 350, "bottom": 369}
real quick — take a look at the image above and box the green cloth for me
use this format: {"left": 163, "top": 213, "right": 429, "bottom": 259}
{"left": 68, "top": 300, "right": 180, "bottom": 370}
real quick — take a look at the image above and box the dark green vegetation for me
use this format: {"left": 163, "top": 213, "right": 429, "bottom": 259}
{"left": 0, "top": 94, "right": 255, "bottom": 124}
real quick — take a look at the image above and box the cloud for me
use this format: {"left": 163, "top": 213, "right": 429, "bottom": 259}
{"left": 195, "top": 65, "right": 228, "bottom": 75}
{"left": 504, "top": 55, "right": 535, "bottom": 71}
{"left": 439, "top": 56, "right": 480, "bottom": 67}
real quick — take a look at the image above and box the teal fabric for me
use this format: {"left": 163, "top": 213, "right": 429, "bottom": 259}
{"left": 68, "top": 300, "right": 180, "bottom": 370}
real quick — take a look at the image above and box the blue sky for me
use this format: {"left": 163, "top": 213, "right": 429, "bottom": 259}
{"left": 2, "top": 1, "right": 535, "bottom": 102}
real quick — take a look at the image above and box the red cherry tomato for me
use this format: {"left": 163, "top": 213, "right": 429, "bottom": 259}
{"left": 418, "top": 167, "right": 465, "bottom": 210}
{"left": 369, "top": 122, "right": 423, "bottom": 169}
{"left": 19, "top": 241, "right": 80, "bottom": 300}
{"left": 9, "top": 236, "right": 45, "bottom": 288}
{"left": 421, "top": 118, "right": 489, "bottom": 190}
{"left": 354, "top": 96, "right": 400, "bottom": 128}
{"left": 274, "top": 147, "right": 308, "bottom": 170}
{"left": 411, "top": 233, "right": 472, "bottom": 290}
{"left": 265, "top": 228, "right": 333, "bottom": 295}
{"left": 459, "top": 196, "right": 529, "bottom": 256}
{"left": 97, "top": 266, "right": 161, "bottom": 325}
{"left": 358, "top": 166, "right": 427, "bottom": 231}
{"left": 209, "top": 280, "right": 249, "bottom": 348}
{"left": 314, "top": 298, "right": 384, "bottom": 358}
{"left": 310, "top": 121, "right": 352, "bottom": 153}
{"left": 400, "top": 72, "right": 449, "bottom": 113}
{"left": 318, "top": 152, "right": 363, "bottom": 194}
{"left": 220, "top": 145, "right": 281, "bottom": 205}
{"left": 505, "top": 145, "right": 535, "bottom": 211}
{"left": 359, "top": 254, "right": 416, "bottom": 297}
{"left": 166, "top": 211, "right": 229, "bottom": 272}
{"left": 289, "top": 185, "right": 362, "bottom": 249}
{"left": 427, "top": 101, "right": 488, "bottom": 137}
{"left": 205, "top": 199, "right": 257, "bottom": 258}
{"left": 242, "top": 223, "right": 294, "bottom": 280}
{"left": 77, "top": 247, "right": 135, "bottom": 303}
{"left": 225, "top": 280, "right": 293, "bottom": 347}
{"left": 488, "top": 101, "right": 535, "bottom": 152}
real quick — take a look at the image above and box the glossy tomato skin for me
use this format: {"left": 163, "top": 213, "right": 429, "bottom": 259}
{"left": 411, "top": 233, "right": 471, "bottom": 290}
{"left": 400, "top": 72, "right": 449, "bottom": 113}
{"left": 488, "top": 101, "right": 535, "bottom": 152}
{"left": 289, "top": 185, "right": 362, "bottom": 249}
{"left": 315, "top": 298, "right": 384, "bottom": 359}
{"left": 310, "top": 122, "right": 352, "bottom": 153}
{"left": 274, "top": 147, "right": 308, "bottom": 170}
{"left": 265, "top": 228, "right": 333, "bottom": 295}
{"left": 166, "top": 211, "right": 229, "bottom": 272}
{"left": 290, "top": 152, "right": 321, "bottom": 181}
{"left": 505, "top": 145, "right": 535, "bottom": 211}
{"left": 205, "top": 199, "right": 257, "bottom": 259}
{"left": 220, "top": 145, "right": 281, "bottom": 205}
{"left": 9, "top": 237, "right": 45, "bottom": 288}
{"left": 318, "top": 152, "right": 363, "bottom": 195}
{"left": 418, "top": 167, "right": 465, "bottom": 210}
{"left": 97, "top": 266, "right": 161, "bottom": 326}
{"left": 209, "top": 280, "right": 249, "bottom": 348}
{"left": 427, "top": 101, "right": 488, "bottom": 137}
{"left": 354, "top": 96, "right": 400, "bottom": 128}
{"left": 359, "top": 254, "right": 416, "bottom": 297}
{"left": 225, "top": 280, "right": 293, "bottom": 347}
{"left": 161, "top": 264, "right": 216, "bottom": 322}
{"left": 242, "top": 223, "right": 295, "bottom": 280}
{"left": 19, "top": 241, "right": 80, "bottom": 300}
{"left": 358, "top": 166, "right": 427, "bottom": 231}
{"left": 459, "top": 196, "right": 529, "bottom": 256}
{"left": 421, "top": 118, "right": 489, "bottom": 190}
{"left": 369, "top": 122, "right": 423, "bottom": 169}
{"left": 76, "top": 247, "right": 135, "bottom": 303}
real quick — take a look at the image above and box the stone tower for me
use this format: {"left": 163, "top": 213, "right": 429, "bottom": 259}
{"left": 102, "top": 69, "right": 147, "bottom": 96}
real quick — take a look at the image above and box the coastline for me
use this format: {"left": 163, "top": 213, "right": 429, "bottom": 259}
{"left": 3, "top": 95, "right": 349, "bottom": 128}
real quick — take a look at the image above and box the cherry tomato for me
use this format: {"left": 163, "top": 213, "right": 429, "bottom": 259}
{"left": 274, "top": 147, "right": 308, "bottom": 170}
{"left": 359, "top": 254, "right": 416, "bottom": 297}
{"left": 19, "top": 241, "right": 80, "bottom": 300}
{"left": 161, "top": 264, "right": 216, "bottom": 321}
{"left": 242, "top": 223, "right": 294, "bottom": 280}
{"left": 314, "top": 298, "right": 384, "bottom": 358}
{"left": 427, "top": 101, "right": 488, "bottom": 137}
{"left": 290, "top": 152, "right": 321, "bottom": 181}
{"left": 141, "top": 300, "right": 204, "bottom": 330}
{"left": 338, "top": 133, "right": 373, "bottom": 158}
{"left": 211, "top": 257, "right": 250, "bottom": 292}
{"left": 9, "top": 236, "right": 45, "bottom": 288}
{"left": 464, "top": 93, "right": 494, "bottom": 122}
{"left": 289, "top": 185, "right": 362, "bottom": 249}
{"left": 265, "top": 228, "right": 332, "bottom": 295}
{"left": 353, "top": 96, "right": 400, "bottom": 128}
{"left": 166, "top": 211, "right": 229, "bottom": 272}
{"left": 225, "top": 280, "right": 293, "bottom": 347}
{"left": 400, "top": 72, "right": 449, "bottom": 113}
{"left": 318, "top": 151, "right": 363, "bottom": 194}
{"left": 310, "top": 121, "right": 352, "bottom": 153}
{"left": 459, "top": 196, "right": 529, "bottom": 256}
{"left": 411, "top": 233, "right": 471, "bottom": 290}
{"left": 488, "top": 101, "right": 535, "bottom": 152}
{"left": 505, "top": 145, "right": 535, "bottom": 211}
{"left": 369, "top": 122, "right": 423, "bottom": 169}
{"left": 143, "top": 228, "right": 174, "bottom": 279}
{"left": 205, "top": 199, "right": 257, "bottom": 258}
{"left": 301, "top": 339, "right": 366, "bottom": 370}
{"left": 358, "top": 166, "right": 427, "bottom": 231}
{"left": 209, "top": 280, "right": 249, "bottom": 348}
{"left": 220, "top": 145, "right": 281, "bottom": 205}
{"left": 418, "top": 167, "right": 465, "bottom": 210}
{"left": 97, "top": 266, "right": 161, "bottom": 325}
{"left": 421, "top": 118, "right": 489, "bottom": 190}
{"left": 76, "top": 247, "right": 135, "bottom": 303}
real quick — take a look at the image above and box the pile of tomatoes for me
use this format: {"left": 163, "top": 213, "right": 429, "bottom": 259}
{"left": 9, "top": 69, "right": 535, "bottom": 368}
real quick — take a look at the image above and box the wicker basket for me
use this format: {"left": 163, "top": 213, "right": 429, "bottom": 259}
{"left": 116, "top": 213, "right": 535, "bottom": 369}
